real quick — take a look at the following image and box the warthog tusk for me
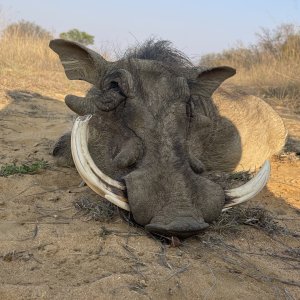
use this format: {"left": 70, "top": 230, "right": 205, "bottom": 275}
{"left": 71, "top": 115, "right": 130, "bottom": 211}
{"left": 223, "top": 160, "right": 271, "bottom": 211}
{"left": 71, "top": 115, "right": 270, "bottom": 213}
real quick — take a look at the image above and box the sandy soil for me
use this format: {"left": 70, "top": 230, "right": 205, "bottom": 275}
{"left": 0, "top": 90, "right": 299, "bottom": 300}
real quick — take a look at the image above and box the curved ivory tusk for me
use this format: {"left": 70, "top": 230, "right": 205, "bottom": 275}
{"left": 223, "top": 160, "right": 271, "bottom": 211}
{"left": 71, "top": 115, "right": 270, "bottom": 214}
{"left": 71, "top": 115, "right": 130, "bottom": 211}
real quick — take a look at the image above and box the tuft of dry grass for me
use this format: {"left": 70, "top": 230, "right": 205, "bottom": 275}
{"left": 211, "top": 206, "right": 290, "bottom": 235}
{"left": 274, "top": 151, "right": 300, "bottom": 162}
{"left": 74, "top": 195, "right": 117, "bottom": 221}
{"left": 204, "top": 170, "right": 253, "bottom": 190}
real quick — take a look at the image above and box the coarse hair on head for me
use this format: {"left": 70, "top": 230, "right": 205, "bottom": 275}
{"left": 123, "top": 38, "right": 193, "bottom": 70}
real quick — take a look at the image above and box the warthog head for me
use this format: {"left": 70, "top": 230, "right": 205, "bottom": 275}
{"left": 50, "top": 39, "right": 273, "bottom": 237}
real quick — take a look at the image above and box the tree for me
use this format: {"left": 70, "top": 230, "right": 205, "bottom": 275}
{"left": 59, "top": 29, "right": 94, "bottom": 46}
{"left": 2, "top": 20, "right": 52, "bottom": 39}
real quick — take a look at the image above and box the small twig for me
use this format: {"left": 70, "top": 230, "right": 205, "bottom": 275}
{"left": 31, "top": 255, "right": 43, "bottom": 264}
{"left": 244, "top": 251, "right": 300, "bottom": 263}
{"left": 35, "top": 205, "right": 73, "bottom": 212}
{"left": 253, "top": 229, "right": 298, "bottom": 247}
{"left": 8, "top": 185, "right": 78, "bottom": 202}
{"left": 111, "top": 284, "right": 149, "bottom": 297}
{"left": 121, "top": 244, "right": 146, "bottom": 266}
{"left": 112, "top": 232, "right": 145, "bottom": 237}
{"left": 2, "top": 125, "right": 21, "bottom": 133}
{"left": 34, "top": 206, "right": 72, "bottom": 222}
{"left": 80, "top": 273, "right": 113, "bottom": 285}
{"left": 100, "top": 226, "right": 145, "bottom": 237}
{"left": 166, "top": 263, "right": 190, "bottom": 280}
{"left": 7, "top": 184, "right": 37, "bottom": 201}
{"left": 32, "top": 224, "right": 39, "bottom": 239}
{"left": 219, "top": 243, "right": 300, "bottom": 289}
{"left": 221, "top": 245, "right": 300, "bottom": 263}
{"left": 284, "top": 288, "right": 296, "bottom": 300}
{"left": 1, "top": 249, "right": 42, "bottom": 264}
{"left": 203, "top": 265, "right": 217, "bottom": 300}
{"left": 15, "top": 182, "right": 82, "bottom": 201}
{"left": 130, "top": 265, "right": 147, "bottom": 281}
{"left": 78, "top": 181, "right": 86, "bottom": 188}
{"left": 158, "top": 245, "right": 173, "bottom": 270}
{"left": 272, "top": 278, "right": 300, "bottom": 288}
{"left": 274, "top": 217, "right": 300, "bottom": 221}
{"left": 0, "top": 221, "right": 70, "bottom": 225}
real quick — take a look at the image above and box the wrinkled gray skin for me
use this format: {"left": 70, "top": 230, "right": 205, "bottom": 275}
{"left": 49, "top": 39, "right": 276, "bottom": 237}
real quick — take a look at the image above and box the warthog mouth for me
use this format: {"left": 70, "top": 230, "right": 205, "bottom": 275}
{"left": 71, "top": 115, "right": 271, "bottom": 214}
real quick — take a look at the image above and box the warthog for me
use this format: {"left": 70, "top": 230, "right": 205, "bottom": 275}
{"left": 50, "top": 39, "right": 286, "bottom": 237}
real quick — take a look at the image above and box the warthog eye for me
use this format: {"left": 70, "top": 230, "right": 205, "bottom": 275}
{"left": 108, "top": 80, "right": 127, "bottom": 98}
{"left": 109, "top": 81, "right": 119, "bottom": 90}
{"left": 103, "top": 69, "right": 134, "bottom": 98}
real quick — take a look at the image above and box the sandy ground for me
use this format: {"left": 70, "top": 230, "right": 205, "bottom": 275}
{"left": 0, "top": 90, "right": 299, "bottom": 300}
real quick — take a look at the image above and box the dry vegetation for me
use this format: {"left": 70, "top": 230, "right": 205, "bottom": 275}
{"left": 1, "top": 21, "right": 299, "bottom": 114}
{"left": 200, "top": 24, "right": 300, "bottom": 114}
{"left": 0, "top": 21, "right": 90, "bottom": 100}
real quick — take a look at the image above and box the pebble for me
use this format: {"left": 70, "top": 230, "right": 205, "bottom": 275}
{"left": 140, "top": 279, "right": 147, "bottom": 287}
{"left": 48, "top": 196, "right": 60, "bottom": 202}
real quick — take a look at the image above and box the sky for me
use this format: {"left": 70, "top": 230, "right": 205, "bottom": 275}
{"left": 0, "top": 0, "right": 299, "bottom": 60}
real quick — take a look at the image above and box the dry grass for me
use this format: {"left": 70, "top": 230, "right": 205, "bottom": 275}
{"left": 204, "top": 170, "right": 253, "bottom": 190}
{"left": 0, "top": 29, "right": 90, "bottom": 100}
{"left": 0, "top": 35, "right": 58, "bottom": 71}
{"left": 74, "top": 195, "right": 117, "bottom": 221}
{"left": 1, "top": 22, "right": 299, "bottom": 114}
{"left": 200, "top": 24, "right": 300, "bottom": 114}
{"left": 210, "top": 206, "right": 291, "bottom": 235}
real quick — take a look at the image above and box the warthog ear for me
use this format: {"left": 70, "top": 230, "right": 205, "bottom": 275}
{"left": 49, "top": 39, "right": 108, "bottom": 85}
{"left": 189, "top": 66, "right": 236, "bottom": 98}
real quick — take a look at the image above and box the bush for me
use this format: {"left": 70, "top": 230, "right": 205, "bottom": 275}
{"left": 59, "top": 29, "right": 94, "bottom": 46}
{"left": 0, "top": 21, "right": 58, "bottom": 71}
{"left": 256, "top": 23, "right": 300, "bottom": 58}
{"left": 2, "top": 20, "right": 52, "bottom": 40}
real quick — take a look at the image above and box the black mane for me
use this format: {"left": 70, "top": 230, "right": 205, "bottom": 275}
{"left": 124, "top": 39, "right": 193, "bottom": 69}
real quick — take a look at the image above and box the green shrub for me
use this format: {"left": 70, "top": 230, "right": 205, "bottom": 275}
{"left": 0, "top": 160, "right": 48, "bottom": 176}
{"left": 59, "top": 29, "right": 94, "bottom": 46}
